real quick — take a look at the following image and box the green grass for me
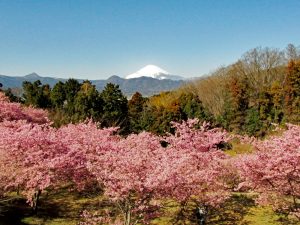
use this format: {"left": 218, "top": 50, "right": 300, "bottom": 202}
{"left": 242, "top": 206, "right": 281, "bottom": 225}
{"left": 21, "top": 217, "right": 75, "bottom": 225}
{"left": 225, "top": 142, "right": 254, "bottom": 157}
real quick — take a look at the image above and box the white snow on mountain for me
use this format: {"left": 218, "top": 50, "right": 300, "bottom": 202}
{"left": 125, "top": 65, "right": 183, "bottom": 80}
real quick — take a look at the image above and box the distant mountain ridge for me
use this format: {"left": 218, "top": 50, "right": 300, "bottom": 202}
{"left": 0, "top": 73, "right": 184, "bottom": 97}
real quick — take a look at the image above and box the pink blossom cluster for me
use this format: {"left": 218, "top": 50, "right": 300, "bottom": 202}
{"left": 0, "top": 92, "right": 48, "bottom": 124}
{"left": 84, "top": 119, "right": 232, "bottom": 223}
{"left": 236, "top": 124, "right": 300, "bottom": 218}
{"left": 0, "top": 120, "right": 118, "bottom": 206}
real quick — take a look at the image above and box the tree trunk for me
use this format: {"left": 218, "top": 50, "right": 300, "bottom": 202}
{"left": 32, "top": 189, "right": 41, "bottom": 214}
{"left": 195, "top": 205, "right": 207, "bottom": 225}
{"left": 123, "top": 202, "right": 132, "bottom": 225}
{"left": 125, "top": 210, "right": 131, "bottom": 225}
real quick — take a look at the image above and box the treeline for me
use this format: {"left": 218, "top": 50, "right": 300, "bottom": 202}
{"left": 182, "top": 44, "right": 300, "bottom": 136}
{"left": 4, "top": 44, "right": 300, "bottom": 136}
{"left": 4, "top": 78, "right": 208, "bottom": 135}
{"left": 146, "top": 44, "right": 300, "bottom": 136}
{"left": 17, "top": 80, "right": 129, "bottom": 132}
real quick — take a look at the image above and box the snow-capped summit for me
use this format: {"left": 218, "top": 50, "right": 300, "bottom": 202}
{"left": 126, "top": 65, "right": 183, "bottom": 80}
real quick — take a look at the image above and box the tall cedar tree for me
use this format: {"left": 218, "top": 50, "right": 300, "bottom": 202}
{"left": 100, "top": 83, "right": 129, "bottom": 132}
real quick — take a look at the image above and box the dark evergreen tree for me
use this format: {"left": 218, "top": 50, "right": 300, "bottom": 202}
{"left": 4, "top": 88, "right": 21, "bottom": 102}
{"left": 64, "top": 79, "right": 81, "bottom": 114}
{"left": 22, "top": 80, "right": 52, "bottom": 108}
{"left": 50, "top": 81, "right": 66, "bottom": 108}
{"left": 100, "top": 83, "right": 128, "bottom": 131}
{"left": 73, "top": 80, "right": 103, "bottom": 122}
{"left": 128, "top": 92, "right": 146, "bottom": 133}
{"left": 179, "top": 93, "right": 212, "bottom": 121}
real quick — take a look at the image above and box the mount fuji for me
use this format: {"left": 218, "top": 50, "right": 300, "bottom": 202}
{"left": 126, "top": 65, "right": 183, "bottom": 80}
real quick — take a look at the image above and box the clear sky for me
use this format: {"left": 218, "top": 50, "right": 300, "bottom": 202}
{"left": 0, "top": 0, "right": 300, "bottom": 79}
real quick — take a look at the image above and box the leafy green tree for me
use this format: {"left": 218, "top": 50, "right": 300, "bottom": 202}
{"left": 139, "top": 104, "right": 156, "bottom": 132}
{"left": 22, "top": 80, "right": 38, "bottom": 106}
{"left": 257, "top": 88, "right": 273, "bottom": 121}
{"left": 218, "top": 91, "right": 235, "bottom": 130}
{"left": 139, "top": 102, "right": 183, "bottom": 135}
{"left": 225, "top": 74, "right": 250, "bottom": 132}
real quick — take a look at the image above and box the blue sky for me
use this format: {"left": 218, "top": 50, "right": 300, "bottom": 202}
{"left": 0, "top": 0, "right": 300, "bottom": 79}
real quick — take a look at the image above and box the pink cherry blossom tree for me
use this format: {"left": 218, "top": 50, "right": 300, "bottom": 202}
{"left": 87, "top": 131, "right": 165, "bottom": 225}
{"left": 160, "top": 119, "right": 234, "bottom": 224}
{"left": 0, "top": 121, "right": 60, "bottom": 212}
{"left": 236, "top": 124, "right": 300, "bottom": 219}
{"left": 0, "top": 93, "right": 48, "bottom": 209}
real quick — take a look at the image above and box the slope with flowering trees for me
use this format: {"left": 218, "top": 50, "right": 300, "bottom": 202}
{"left": 0, "top": 92, "right": 237, "bottom": 224}
{"left": 54, "top": 121, "right": 119, "bottom": 191}
{"left": 236, "top": 124, "right": 300, "bottom": 219}
{"left": 2, "top": 88, "right": 300, "bottom": 224}
{"left": 84, "top": 119, "right": 234, "bottom": 224}
{"left": 0, "top": 119, "right": 119, "bottom": 213}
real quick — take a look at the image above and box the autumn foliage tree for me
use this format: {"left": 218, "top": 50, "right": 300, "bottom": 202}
{"left": 284, "top": 60, "right": 300, "bottom": 122}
